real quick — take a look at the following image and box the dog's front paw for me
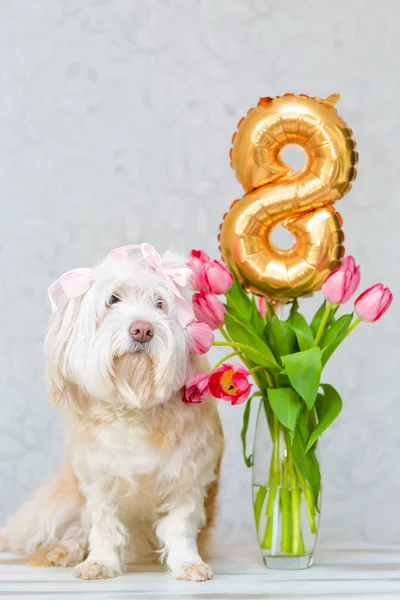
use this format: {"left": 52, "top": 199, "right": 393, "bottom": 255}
{"left": 47, "top": 542, "right": 86, "bottom": 567}
{"left": 174, "top": 561, "right": 213, "bottom": 582}
{"left": 73, "top": 560, "right": 120, "bottom": 580}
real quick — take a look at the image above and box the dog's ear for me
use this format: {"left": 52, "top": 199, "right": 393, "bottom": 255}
{"left": 45, "top": 288, "right": 110, "bottom": 408}
{"left": 44, "top": 297, "right": 82, "bottom": 405}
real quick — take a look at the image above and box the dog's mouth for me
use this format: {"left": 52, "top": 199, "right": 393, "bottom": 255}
{"left": 113, "top": 351, "right": 156, "bottom": 405}
{"left": 128, "top": 340, "right": 152, "bottom": 354}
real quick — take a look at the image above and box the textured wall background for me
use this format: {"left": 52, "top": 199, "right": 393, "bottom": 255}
{"left": 0, "top": 0, "right": 399, "bottom": 546}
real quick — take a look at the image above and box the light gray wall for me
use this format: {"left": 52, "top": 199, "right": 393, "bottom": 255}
{"left": 1, "top": 0, "right": 399, "bottom": 546}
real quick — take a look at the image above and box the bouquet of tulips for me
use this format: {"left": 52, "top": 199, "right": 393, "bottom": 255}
{"left": 184, "top": 250, "right": 392, "bottom": 557}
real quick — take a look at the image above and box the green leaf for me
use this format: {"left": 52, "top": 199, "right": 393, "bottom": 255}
{"left": 224, "top": 313, "right": 280, "bottom": 370}
{"left": 287, "top": 312, "right": 314, "bottom": 350}
{"left": 297, "top": 408, "right": 313, "bottom": 443}
{"left": 331, "top": 304, "right": 340, "bottom": 318}
{"left": 264, "top": 316, "right": 297, "bottom": 361}
{"left": 321, "top": 314, "right": 353, "bottom": 366}
{"left": 290, "top": 426, "right": 321, "bottom": 505}
{"left": 225, "top": 269, "right": 252, "bottom": 316}
{"left": 281, "top": 347, "right": 322, "bottom": 410}
{"left": 275, "top": 372, "right": 291, "bottom": 388}
{"left": 268, "top": 387, "right": 302, "bottom": 432}
{"left": 321, "top": 313, "right": 352, "bottom": 348}
{"left": 226, "top": 296, "right": 246, "bottom": 321}
{"left": 310, "top": 300, "right": 327, "bottom": 337}
{"left": 250, "top": 297, "right": 266, "bottom": 336}
{"left": 241, "top": 393, "right": 262, "bottom": 467}
{"left": 305, "top": 384, "right": 342, "bottom": 453}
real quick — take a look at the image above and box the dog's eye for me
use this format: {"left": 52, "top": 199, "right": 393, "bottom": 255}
{"left": 108, "top": 294, "right": 121, "bottom": 306}
{"left": 155, "top": 300, "right": 163, "bottom": 310}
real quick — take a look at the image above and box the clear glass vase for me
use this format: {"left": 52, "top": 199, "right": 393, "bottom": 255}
{"left": 252, "top": 398, "right": 321, "bottom": 570}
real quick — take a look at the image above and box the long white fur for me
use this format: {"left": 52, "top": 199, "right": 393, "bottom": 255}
{"left": 0, "top": 249, "right": 223, "bottom": 582}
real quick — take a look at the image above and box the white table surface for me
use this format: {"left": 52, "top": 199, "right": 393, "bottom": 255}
{"left": 1, "top": 545, "right": 399, "bottom": 599}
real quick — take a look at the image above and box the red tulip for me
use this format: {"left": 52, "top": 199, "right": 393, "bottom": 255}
{"left": 192, "top": 291, "right": 226, "bottom": 330}
{"left": 355, "top": 284, "right": 393, "bottom": 322}
{"left": 186, "top": 320, "right": 214, "bottom": 354}
{"left": 204, "top": 260, "right": 233, "bottom": 294}
{"left": 183, "top": 371, "right": 210, "bottom": 404}
{"left": 322, "top": 255, "right": 360, "bottom": 304}
{"left": 209, "top": 363, "right": 253, "bottom": 405}
{"left": 188, "top": 249, "right": 210, "bottom": 291}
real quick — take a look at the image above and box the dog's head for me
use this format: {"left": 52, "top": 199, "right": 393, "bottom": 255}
{"left": 45, "top": 246, "right": 195, "bottom": 409}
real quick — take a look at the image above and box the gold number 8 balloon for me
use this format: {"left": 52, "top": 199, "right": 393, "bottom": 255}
{"left": 219, "top": 93, "right": 358, "bottom": 300}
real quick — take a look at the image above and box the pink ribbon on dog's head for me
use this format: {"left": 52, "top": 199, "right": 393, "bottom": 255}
{"left": 47, "top": 268, "right": 93, "bottom": 313}
{"left": 48, "top": 243, "right": 195, "bottom": 327}
{"left": 105, "top": 244, "right": 140, "bottom": 261}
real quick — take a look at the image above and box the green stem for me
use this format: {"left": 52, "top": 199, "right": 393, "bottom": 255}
{"left": 287, "top": 449, "right": 305, "bottom": 555}
{"left": 251, "top": 366, "right": 266, "bottom": 376}
{"left": 211, "top": 351, "right": 240, "bottom": 371}
{"left": 254, "top": 486, "right": 267, "bottom": 534}
{"left": 280, "top": 458, "right": 292, "bottom": 553}
{"left": 261, "top": 370, "right": 275, "bottom": 389}
{"left": 253, "top": 398, "right": 267, "bottom": 533}
{"left": 218, "top": 327, "right": 257, "bottom": 378}
{"left": 343, "top": 316, "right": 361, "bottom": 339}
{"left": 213, "top": 341, "right": 269, "bottom": 363}
{"left": 218, "top": 328, "right": 257, "bottom": 379}
{"left": 217, "top": 328, "right": 276, "bottom": 389}
{"left": 297, "top": 471, "right": 317, "bottom": 535}
{"left": 314, "top": 302, "right": 334, "bottom": 346}
{"left": 261, "top": 415, "right": 280, "bottom": 550}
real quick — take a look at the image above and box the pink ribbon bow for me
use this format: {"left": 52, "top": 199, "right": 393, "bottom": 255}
{"left": 47, "top": 268, "right": 93, "bottom": 313}
{"left": 48, "top": 243, "right": 195, "bottom": 327}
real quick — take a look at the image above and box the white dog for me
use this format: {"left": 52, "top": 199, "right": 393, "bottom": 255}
{"left": 0, "top": 244, "right": 223, "bottom": 581}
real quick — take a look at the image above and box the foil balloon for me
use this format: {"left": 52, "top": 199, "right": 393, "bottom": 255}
{"left": 219, "top": 93, "right": 358, "bottom": 300}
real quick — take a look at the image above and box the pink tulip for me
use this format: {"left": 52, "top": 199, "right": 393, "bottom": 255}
{"left": 186, "top": 320, "right": 214, "bottom": 354}
{"left": 188, "top": 249, "right": 210, "bottom": 291}
{"left": 322, "top": 255, "right": 360, "bottom": 304}
{"left": 208, "top": 363, "right": 253, "bottom": 405}
{"left": 204, "top": 260, "right": 233, "bottom": 294}
{"left": 256, "top": 296, "right": 267, "bottom": 318}
{"left": 183, "top": 371, "right": 210, "bottom": 404}
{"left": 192, "top": 291, "right": 226, "bottom": 330}
{"left": 355, "top": 284, "right": 393, "bottom": 322}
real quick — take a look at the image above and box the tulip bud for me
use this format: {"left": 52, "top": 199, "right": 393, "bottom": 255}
{"left": 204, "top": 260, "right": 233, "bottom": 295}
{"left": 355, "top": 284, "right": 393, "bottom": 322}
{"left": 192, "top": 291, "right": 226, "bottom": 330}
{"left": 186, "top": 320, "right": 214, "bottom": 354}
{"left": 256, "top": 296, "right": 267, "bottom": 318}
{"left": 188, "top": 250, "right": 210, "bottom": 291}
{"left": 322, "top": 256, "right": 360, "bottom": 304}
{"left": 184, "top": 372, "right": 210, "bottom": 403}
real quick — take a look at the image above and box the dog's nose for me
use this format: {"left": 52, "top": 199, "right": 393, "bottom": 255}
{"left": 129, "top": 320, "right": 154, "bottom": 343}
